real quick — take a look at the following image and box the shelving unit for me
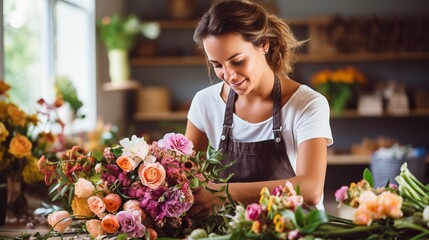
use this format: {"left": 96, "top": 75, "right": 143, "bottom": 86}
{"left": 133, "top": 109, "right": 429, "bottom": 122}
{"left": 327, "top": 154, "right": 429, "bottom": 165}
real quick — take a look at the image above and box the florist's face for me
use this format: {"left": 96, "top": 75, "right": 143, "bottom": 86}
{"left": 203, "top": 33, "right": 268, "bottom": 95}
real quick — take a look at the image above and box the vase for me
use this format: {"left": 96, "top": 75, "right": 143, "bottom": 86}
{"left": 0, "top": 174, "right": 6, "bottom": 225}
{"left": 107, "top": 49, "right": 130, "bottom": 84}
{"left": 6, "top": 173, "right": 29, "bottom": 220}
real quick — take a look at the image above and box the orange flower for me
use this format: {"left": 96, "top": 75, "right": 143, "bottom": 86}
{"left": 0, "top": 81, "right": 11, "bottom": 95}
{"left": 8, "top": 134, "right": 32, "bottom": 158}
{"left": 378, "top": 191, "right": 403, "bottom": 219}
{"left": 251, "top": 221, "right": 261, "bottom": 234}
{"left": 7, "top": 104, "right": 27, "bottom": 127}
{"left": 146, "top": 228, "right": 158, "bottom": 240}
{"left": 101, "top": 214, "right": 120, "bottom": 234}
{"left": 0, "top": 122, "right": 9, "bottom": 142}
{"left": 103, "top": 193, "right": 122, "bottom": 213}
{"left": 138, "top": 162, "right": 166, "bottom": 189}
{"left": 116, "top": 155, "right": 136, "bottom": 172}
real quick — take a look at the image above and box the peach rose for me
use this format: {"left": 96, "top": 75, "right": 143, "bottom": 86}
{"left": 8, "top": 134, "right": 32, "bottom": 158}
{"left": 71, "top": 196, "right": 93, "bottom": 217}
{"left": 75, "top": 178, "right": 95, "bottom": 198}
{"left": 103, "top": 193, "right": 122, "bottom": 213}
{"left": 85, "top": 219, "right": 106, "bottom": 237}
{"left": 101, "top": 214, "right": 120, "bottom": 234}
{"left": 138, "top": 162, "right": 166, "bottom": 189}
{"left": 378, "top": 191, "right": 403, "bottom": 219}
{"left": 87, "top": 196, "right": 106, "bottom": 215}
{"left": 47, "top": 210, "right": 72, "bottom": 233}
{"left": 116, "top": 155, "right": 136, "bottom": 172}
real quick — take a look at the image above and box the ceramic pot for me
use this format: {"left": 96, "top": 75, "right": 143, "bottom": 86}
{"left": 108, "top": 49, "right": 130, "bottom": 84}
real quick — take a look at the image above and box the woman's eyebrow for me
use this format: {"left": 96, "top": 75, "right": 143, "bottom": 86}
{"left": 209, "top": 53, "right": 241, "bottom": 63}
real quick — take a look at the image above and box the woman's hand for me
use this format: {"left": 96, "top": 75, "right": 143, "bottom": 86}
{"left": 189, "top": 181, "right": 226, "bottom": 218}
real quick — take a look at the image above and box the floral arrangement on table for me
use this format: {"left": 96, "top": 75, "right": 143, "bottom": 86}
{"left": 0, "top": 81, "right": 66, "bottom": 218}
{"left": 189, "top": 163, "right": 429, "bottom": 240}
{"left": 311, "top": 66, "right": 367, "bottom": 115}
{"left": 38, "top": 133, "right": 232, "bottom": 239}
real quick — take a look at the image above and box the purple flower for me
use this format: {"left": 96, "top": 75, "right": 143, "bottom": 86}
{"left": 157, "top": 133, "right": 194, "bottom": 156}
{"left": 335, "top": 186, "right": 349, "bottom": 202}
{"left": 116, "top": 210, "right": 146, "bottom": 238}
{"left": 272, "top": 186, "right": 282, "bottom": 196}
{"left": 162, "top": 190, "right": 192, "bottom": 218}
{"left": 245, "top": 203, "right": 262, "bottom": 221}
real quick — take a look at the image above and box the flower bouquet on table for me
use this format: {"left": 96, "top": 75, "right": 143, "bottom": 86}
{"left": 0, "top": 81, "right": 65, "bottom": 220}
{"left": 189, "top": 163, "right": 429, "bottom": 240}
{"left": 37, "top": 133, "right": 233, "bottom": 239}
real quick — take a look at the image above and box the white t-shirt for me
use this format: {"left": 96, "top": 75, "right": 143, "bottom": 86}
{"left": 187, "top": 82, "right": 333, "bottom": 209}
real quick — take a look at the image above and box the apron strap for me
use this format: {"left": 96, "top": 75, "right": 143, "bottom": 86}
{"left": 220, "top": 86, "right": 236, "bottom": 141}
{"left": 272, "top": 76, "right": 283, "bottom": 143}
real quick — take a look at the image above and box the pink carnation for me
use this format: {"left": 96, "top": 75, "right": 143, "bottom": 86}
{"left": 157, "top": 133, "right": 194, "bottom": 156}
{"left": 335, "top": 186, "right": 349, "bottom": 203}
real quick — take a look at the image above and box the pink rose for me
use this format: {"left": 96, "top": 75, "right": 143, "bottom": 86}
{"left": 245, "top": 203, "right": 262, "bottom": 221}
{"left": 75, "top": 178, "right": 95, "bottom": 198}
{"left": 47, "top": 210, "right": 72, "bottom": 233}
{"left": 87, "top": 196, "right": 106, "bottom": 215}
{"left": 335, "top": 186, "right": 348, "bottom": 203}
{"left": 101, "top": 214, "right": 120, "bottom": 234}
{"left": 138, "top": 162, "right": 166, "bottom": 189}
{"left": 103, "top": 193, "right": 122, "bottom": 213}
{"left": 157, "top": 133, "right": 194, "bottom": 155}
{"left": 85, "top": 219, "right": 106, "bottom": 237}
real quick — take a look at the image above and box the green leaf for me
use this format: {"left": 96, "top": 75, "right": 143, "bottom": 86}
{"left": 363, "top": 168, "right": 374, "bottom": 187}
{"left": 117, "top": 233, "right": 129, "bottom": 240}
{"left": 295, "top": 206, "right": 306, "bottom": 228}
{"left": 68, "top": 185, "right": 75, "bottom": 207}
{"left": 300, "top": 210, "right": 329, "bottom": 233}
{"left": 60, "top": 184, "right": 70, "bottom": 196}
{"left": 49, "top": 181, "right": 65, "bottom": 195}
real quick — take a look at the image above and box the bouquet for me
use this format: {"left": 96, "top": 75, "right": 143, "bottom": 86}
{"left": 311, "top": 66, "right": 367, "bottom": 115}
{"left": 0, "top": 81, "right": 65, "bottom": 218}
{"left": 191, "top": 163, "right": 429, "bottom": 240}
{"left": 38, "top": 133, "right": 231, "bottom": 239}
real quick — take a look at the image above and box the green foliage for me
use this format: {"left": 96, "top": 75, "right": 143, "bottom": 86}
{"left": 97, "top": 14, "right": 141, "bottom": 51}
{"left": 54, "top": 76, "right": 85, "bottom": 119}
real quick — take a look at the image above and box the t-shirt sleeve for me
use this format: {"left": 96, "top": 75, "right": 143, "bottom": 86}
{"left": 187, "top": 91, "right": 206, "bottom": 133}
{"left": 295, "top": 96, "right": 334, "bottom": 146}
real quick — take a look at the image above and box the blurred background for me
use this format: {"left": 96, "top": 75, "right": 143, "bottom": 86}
{"left": 1, "top": 0, "right": 429, "bottom": 217}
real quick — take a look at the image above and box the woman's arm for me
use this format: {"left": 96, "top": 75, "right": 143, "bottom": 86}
{"left": 185, "top": 120, "right": 209, "bottom": 153}
{"left": 190, "top": 137, "right": 328, "bottom": 216}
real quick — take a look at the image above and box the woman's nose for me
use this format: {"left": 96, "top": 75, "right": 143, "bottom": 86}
{"left": 223, "top": 67, "right": 236, "bottom": 82}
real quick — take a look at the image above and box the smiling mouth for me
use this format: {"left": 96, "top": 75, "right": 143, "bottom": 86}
{"left": 230, "top": 79, "right": 246, "bottom": 88}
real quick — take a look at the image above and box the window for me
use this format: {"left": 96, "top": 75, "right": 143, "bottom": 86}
{"left": 2, "top": 0, "right": 96, "bottom": 133}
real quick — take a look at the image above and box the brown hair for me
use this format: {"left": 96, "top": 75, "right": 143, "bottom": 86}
{"left": 194, "top": 0, "right": 305, "bottom": 78}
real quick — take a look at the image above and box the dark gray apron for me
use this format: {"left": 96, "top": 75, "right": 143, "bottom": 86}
{"left": 219, "top": 76, "right": 296, "bottom": 182}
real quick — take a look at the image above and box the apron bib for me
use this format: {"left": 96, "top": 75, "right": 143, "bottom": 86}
{"left": 219, "top": 76, "right": 295, "bottom": 182}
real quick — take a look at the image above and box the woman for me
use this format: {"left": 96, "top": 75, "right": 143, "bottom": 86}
{"left": 185, "top": 0, "right": 333, "bottom": 216}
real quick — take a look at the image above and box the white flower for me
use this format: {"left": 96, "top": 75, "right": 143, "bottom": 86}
{"left": 119, "top": 135, "right": 149, "bottom": 163}
{"left": 423, "top": 206, "right": 429, "bottom": 223}
{"left": 144, "top": 154, "right": 156, "bottom": 166}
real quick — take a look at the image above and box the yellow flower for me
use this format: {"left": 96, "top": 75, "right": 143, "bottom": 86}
{"left": 8, "top": 134, "right": 32, "bottom": 158}
{"left": 7, "top": 104, "right": 27, "bottom": 127}
{"left": 72, "top": 196, "right": 94, "bottom": 217}
{"left": 251, "top": 221, "right": 261, "bottom": 233}
{"left": 22, "top": 156, "right": 44, "bottom": 184}
{"left": 0, "top": 122, "right": 9, "bottom": 142}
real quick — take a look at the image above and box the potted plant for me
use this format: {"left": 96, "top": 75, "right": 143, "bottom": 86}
{"left": 97, "top": 14, "right": 159, "bottom": 84}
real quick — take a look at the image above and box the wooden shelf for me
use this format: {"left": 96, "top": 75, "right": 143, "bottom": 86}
{"left": 131, "top": 52, "right": 429, "bottom": 67}
{"left": 328, "top": 154, "right": 429, "bottom": 165}
{"left": 131, "top": 56, "right": 206, "bottom": 66}
{"left": 134, "top": 111, "right": 188, "bottom": 121}
{"left": 331, "top": 109, "right": 429, "bottom": 118}
{"left": 102, "top": 80, "right": 141, "bottom": 91}
{"left": 133, "top": 109, "right": 429, "bottom": 122}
